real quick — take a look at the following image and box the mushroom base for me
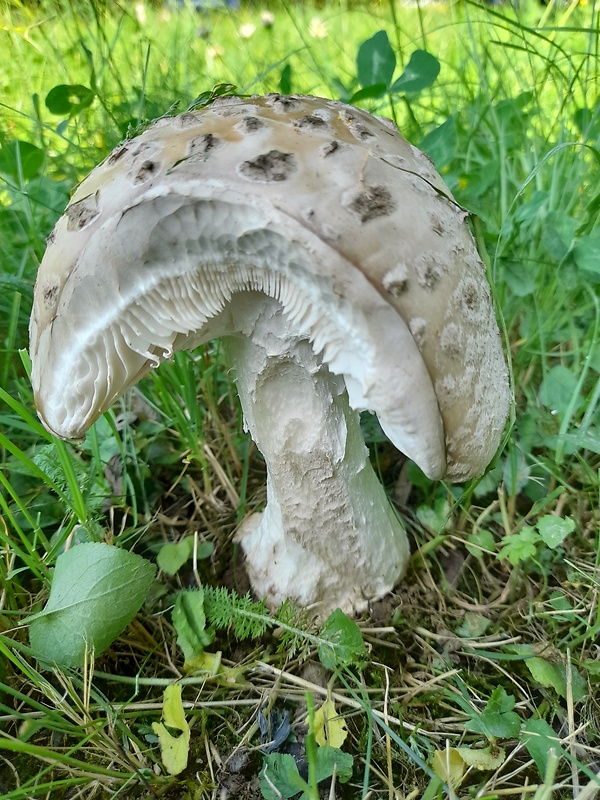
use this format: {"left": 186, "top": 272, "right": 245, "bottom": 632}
{"left": 224, "top": 294, "right": 410, "bottom": 615}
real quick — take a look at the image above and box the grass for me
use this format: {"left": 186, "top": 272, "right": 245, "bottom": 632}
{"left": 1, "top": 0, "right": 600, "bottom": 797}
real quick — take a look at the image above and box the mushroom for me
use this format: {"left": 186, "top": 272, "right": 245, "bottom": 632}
{"left": 29, "top": 94, "right": 510, "bottom": 614}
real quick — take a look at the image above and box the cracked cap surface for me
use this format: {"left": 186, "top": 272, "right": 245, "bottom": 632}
{"left": 30, "top": 93, "right": 511, "bottom": 481}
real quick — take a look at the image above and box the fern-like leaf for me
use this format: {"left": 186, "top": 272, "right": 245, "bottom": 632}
{"left": 202, "top": 587, "right": 340, "bottom": 665}
{"left": 203, "top": 587, "right": 270, "bottom": 640}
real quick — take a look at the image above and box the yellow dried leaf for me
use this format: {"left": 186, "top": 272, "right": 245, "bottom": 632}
{"left": 431, "top": 747, "right": 465, "bottom": 788}
{"left": 456, "top": 745, "right": 506, "bottom": 771}
{"left": 183, "top": 650, "right": 245, "bottom": 685}
{"left": 151, "top": 684, "right": 190, "bottom": 776}
{"left": 308, "top": 699, "right": 348, "bottom": 748}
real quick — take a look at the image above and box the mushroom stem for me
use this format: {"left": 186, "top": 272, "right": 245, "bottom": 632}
{"left": 224, "top": 294, "right": 410, "bottom": 614}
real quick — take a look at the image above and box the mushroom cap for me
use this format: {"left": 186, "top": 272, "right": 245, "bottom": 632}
{"left": 30, "top": 94, "right": 510, "bottom": 481}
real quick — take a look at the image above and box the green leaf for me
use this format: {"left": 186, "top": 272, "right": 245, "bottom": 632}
{"left": 419, "top": 116, "right": 457, "bottom": 170}
{"left": 503, "top": 260, "right": 536, "bottom": 297}
{"left": 157, "top": 537, "right": 213, "bottom": 576}
{"left": 203, "top": 586, "right": 269, "bottom": 640}
{"left": 0, "top": 140, "right": 45, "bottom": 181}
{"left": 313, "top": 746, "right": 353, "bottom": 784}
{"left": 497, "top": 526, "right": 540, "bottom": 565}
{"left": 538, "top": 366, "right": 582, "bottom": 418}
{"left": 521, "top": 719, "right": 564, "bottom": 778}
{"left": 389, "top": 50, "right": 440, "bottom": 94}
{"left": 502, "top": 447, "right": 530, "bottom": 496}
{"left": 466, "top": 687, "right": 521, "bottom": 740}
{"left": 260, "top": 753, "right": 308, "bottom": 799}
{"left": 331, "top": 76, "right": 357, "bottom": 104}
{"left": 573, "top": 231, "right": 600, "bottom": 280}
{"left": 279, "top": 63, "right": 292, "bottom": 95}
{"left": 546, "top": 591, "right": 574, "bottom": 617}
{"left": 29, "top": 543, "right": 156, "bottom": 668}
{"left": 535, "top": 515, "right": 575, "bottom": 549}
{"left": 573, "top": 106, "right": 600, "bottom": 141}
{"left": 45, "top": 84, "right": 95, "bottom": 116}
{"left": 525, "top": 657, "right": 587, "bottom": 702}
{"left": 465, "top": 529, "right": 495, "bottom": 559}
{"left": 540, "top": 212, "right": 576, "bottom": 261}
{"left": 172, "top": 589, "right": 214, "bottom": 662}
{"left": 318, "top": 608, "right": 366, "bottom": 670}
{"left": 514, "top": 191, "right": 548, "bottom": 226}
{"left": 416, "top": 498, "right": 450, "bottom": 534}
{"left": 349, "top": 83, "right": 388, "bottom": 103}
{"left": 356, "top": 30, "right": 396, "bottom": 89}
{"left": 455, "top": 612, "right": 491, "bottom": 639}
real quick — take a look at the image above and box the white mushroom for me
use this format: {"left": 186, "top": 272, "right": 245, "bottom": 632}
{"left": 29, "top": 94, "right": 510, "bottom": 614}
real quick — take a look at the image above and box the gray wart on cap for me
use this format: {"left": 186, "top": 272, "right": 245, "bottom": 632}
{"left": 30, "top": 94, "right": 510, "bottom": 614}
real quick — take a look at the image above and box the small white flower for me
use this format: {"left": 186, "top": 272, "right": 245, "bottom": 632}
{"left": 261, "top": 11, "right": 275, "bottom": 28}
{"left": 134, "top": 2, "right": 146, "bottom": 24}
{"left": 309, "top": 17, "right": 328, "bottom": 39}
{"left": 239, "top": 23, "right": 256, "bottom": 39}
{"left": 207, "top": 45, "right": 224, "bottom": 60}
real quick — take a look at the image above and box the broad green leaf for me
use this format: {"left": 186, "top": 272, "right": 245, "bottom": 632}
{"left": 502, "top": 447, "right": 531, "bottom": 496}
{"left": 521, "top": 719, "right": 564, "bottom": 778}
{"left": 466, "top": 687, "right": 521, "bottom": 740}
{"left": 260, "top": 753, "right": 308, "bottom": 799}
{"left": 313, "top": 746, "right": 353, "bottom": 783}
{"left": 0, "top": 140, "right": 45, "bottom": 181}
{"left": 318, "top": 609, "right": 366, "bottom": 670}
{"left": 495, "top": 91, "right": 533, "bottom": 118}
{"left": 356, "top": 30, "right": 396, "bottom": 89}
{"left": 29, "top": 543, "right": 156, "bottom": 668}
{"left": 465, "top": 529, "right": 495, "bottom": 559}
{"left": 536, "top": 515, "right": 575, "bottom": 549}
{"left": 309, "top": 699, "right": 348, "bottom": 748}
{"left": 525, "top": 657, "right": 587, "bottom": 702}
{"left": 473, "top": 465, "right": 503, "bottom": 498}
{"left": 390, "top": 50, "right": 440, "bottom": 94}
{"left": 503, "top": 260, "right": 536, "bottom": 297}
{"left": 261, "top": 748, "right": 353, "bottom": 800}
{"left": 573, "top": 106, "right": 600, "bottom": 140}
{"left": 497, "top": 526, "right": 539, "bottom": 565}
{"left": 172, "top": 589, "right": 214, "bottom": 663}
{"left": 279, "top": 63, "right": 292, "bottom": 95}
{"left": 455, "top": 612, "right": 491, "bottom": 639}
{"left": 331, "top": 77, "right": 357, "bottom": 104}
{"left": 349, "top": 83, "right": 388, "bottom": 103}
{"left": 152, "top": 684, "right": 190, "bottom": 776}
{"left": 45, "top": 84, "right": 95, "bottom": 116}
{"left": 584, "top": 660, "right": 600, "bottom": 678}
{"left": 538, "top": 366, "right": 582, "bottom": 418}
{"left": 514, "top": 191, "right": 548, "bottom": 226}
{"left": 419, "top": 116, "right": 457, "bottom": 170}
{"left": 573, "top": 231, "right": 600, "bottom": 279}
{"left": 546, "top": 591, "right": 574, "bottom": 617}
{"left": 416, "top": 498, "right": 450, "bottom": 534}
{"left": 157, "top": 537, "right": 213, "bottom": 576}
{"left": 540, "top": 212, "right": 576, "bottom": 261}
